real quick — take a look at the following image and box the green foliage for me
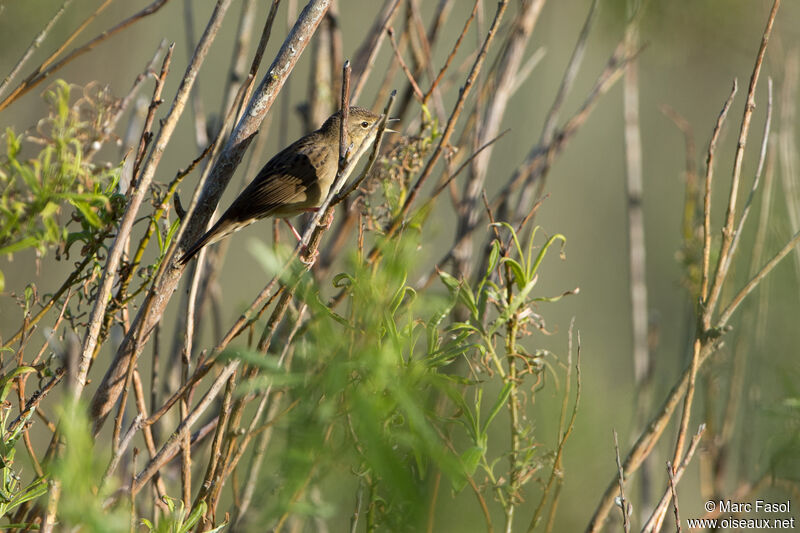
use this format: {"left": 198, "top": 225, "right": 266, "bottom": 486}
{"left": 242, "top": 236, "right": 465, "bottom": 529}
{"left": 141, "top": 497, "right": 226, "bottom": 533}
{"left": 50, "top": 400, "right": 128, "bottom": 532}
{"left": 438, "top": 224, "right": 570, "bottom": 512}
{"left": 0, "top": 367, "right": 47, "bottom": 528}
{"left": 0, "top": 80, "right": 123, "bottom": 275}
{"left": 232, "top": 222, "right": 572, "bottom": 530}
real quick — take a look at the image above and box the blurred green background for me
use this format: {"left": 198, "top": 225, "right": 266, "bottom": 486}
{"left": 1, "top": 0, "right": 799, "bottom": 530}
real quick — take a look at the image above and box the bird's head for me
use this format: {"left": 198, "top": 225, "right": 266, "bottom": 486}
{"left": 320, "top": 106, "right": 384, "bottom": 151}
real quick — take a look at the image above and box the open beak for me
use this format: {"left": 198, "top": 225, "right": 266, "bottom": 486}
{"left": 383, "top": 117, "right": 400, "bottom": 133}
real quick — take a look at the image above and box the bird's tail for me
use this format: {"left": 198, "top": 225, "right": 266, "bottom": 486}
{"left": 178, "top": 218, "right": 245, "bottom": 265}
{"left": 178, "top": 227, "right": 217, "bottom": 265}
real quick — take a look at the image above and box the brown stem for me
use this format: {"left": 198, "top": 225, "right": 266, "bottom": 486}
{"left": 704, "top": 0, "right": 780, "bottom": 327}
{"left": 0, "top": 0, "right": 172, "bottom": 112}
{"left": 89, "top": 0, "right": 330, "bottom": 430}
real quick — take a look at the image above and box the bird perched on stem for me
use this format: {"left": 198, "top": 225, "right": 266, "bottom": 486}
{"left": 178, "top": 106, "right": 382, "bottom": 265}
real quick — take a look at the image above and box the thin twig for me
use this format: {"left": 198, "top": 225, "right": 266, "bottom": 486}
{"left": 704, "top": 0, "right": 781, "bottom": 326}
{"left": 778, "top": 49, "right": 800, "bottom": 278}
{"left": 183, "top": 0, "right": 210, "bottom": 150}
{"left": 527, "top": 324, "right": 582, "bottom": 533}
{"left": 666, "top": 462, "right": 682, "bottom": 533}
{"left": 512, "top": 41, "right": 639, "bottom": 221}
{"left": 613, "top": 430, "right": 631, "bottom": 533}
{"left": 0, "top": 0, "right": 171, "bottom": 112}
{"left": 623, "top": 10, "right": 649, "bottom": 386}
{"left": 387, "top": 27, "right": 424, "bottom": 102}
{"left": 719, "top": 227, "right": 800, "bottom": 326}
{"left": 132, "top": 362, "right": 239, "bottom": 495}
{"left": 89, "top": 0, "right": 328, "bottom": 429}
{"left": 700, "top": 80, "right": 738, "bottom": 301}
{"left": 430, "top": 129, "right": 511, "bottom": 201}
{"left": 724, "top": 78, "right": 773, "bottom": 274}
{"left": 350, "top": 0, "right": 401, "bottom": 104}
{"left": 642, "top": 425, "right": 705, "bottom": 532}
{"left": 453, "top": 0, "right": 545, "bottom": 280}
{"left": 365, "top": 0, "right": 510, "bottom": 267}
{"left": 423, "top": 0, "right": 478, "bottom": 104}
{"left": 673, "top": 0, "right": 779, "bottom": 499}
{"left": 87, "top": 39, "right": 169, "bottom": 160}
{"left": 0, "top": 0, "right": 75, "bottom": 98}
{"left": 339, "top": 60, "right": 352, "bottom": 167}
{"left": 539, "top": 0, "right": 600, "bottom": 146}
{"left": 78, "top": 0, "right": 234, "bottom": 409}
{"left": 585, "top": 344, "right": 713, "bottom": 532}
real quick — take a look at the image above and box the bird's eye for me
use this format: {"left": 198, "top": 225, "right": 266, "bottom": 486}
{"left": 361, "top": 121, "right": 369, "bottom": 128}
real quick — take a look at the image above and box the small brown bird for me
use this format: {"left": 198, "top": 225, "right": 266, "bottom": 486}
{"left": 179, "top": 106, "right": 381, "bottom": 265}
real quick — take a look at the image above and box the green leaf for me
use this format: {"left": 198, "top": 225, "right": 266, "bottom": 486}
{"left": 0, "top": 366, "right": 36, "bottom": 404}
{"left": 437, "top": 270, "right": 460, "bottom": 292}
{"left": 0, "top": 236, "right": 39, "bottom": 256}
{"left": 531, "top": 233, "right": 567, "bottom": 277}
{"left": 449, "top": 446, "right": 481, "bottom": 493}
{"left": 332, "top": 272, "right": 354, "bottom": 288}
{"left": 485, "top": 239, "right": 501, "bottom": 278}
{"left": 178, "top": 500, "right": 206, "bottom": 532}
{"left": 459, "top": 445, "right": 484, "bottom": 484}
{"left": 458, "top": 284, "right": 478, "bottom": 319}
{"left": 164, "top": 216, "right": 180, "bottom": 250}
{"left": 482, "top": 382, "right": 513, "bottom": 436}
{"left": 389, "top": 280, "right": 413, "bottom": 316}
{"left": 7, "top": 478, "right": 48, "bottom": 511}
{"left": 425, "top": 309, "right": 448, "bottom": 355}
{"left": 442, "top": 385, "right": 479, "bottom": 441}
{"left": 69, "top": 199, "right": 102, "bottom": 228}
{"left": 501, "top": 257, "right": 527, "bottom": 290}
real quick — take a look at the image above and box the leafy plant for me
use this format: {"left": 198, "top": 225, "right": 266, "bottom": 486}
{"left": 141, "top": 497, "right": 226, "bottom": 533}
{"left": 0, "top": 80, "right": 123, "bottom": 272}
{"left": 228, "top": 221, "right": 575, "bottom": 531}
{"left": 0, "top": 367, "right": 48, "bottom": 528}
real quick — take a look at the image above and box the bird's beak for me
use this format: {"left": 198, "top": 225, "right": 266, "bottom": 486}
{"left": 384, "top": 117, "right": 400, "bottom": 133}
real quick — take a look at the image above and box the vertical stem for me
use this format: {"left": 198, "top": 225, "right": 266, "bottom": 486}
{"left": 622, "top": 0, "right": 652, "bottom": 515}
{"left": 78, "top": 0, "right": 233, "bottom": 403}
{"left": 504, "top": 306, "right": 520, "bottom": 532}
{"left": 339, "top": 60, "right": 352, "bottom": 167}
{"left": 366, "top": 477, "right": 377, "bottom": 533}
{"left": 42, "top": 479, "right": 61, "bottom": 533}
{"left": 623, "top": 6, "right": 649, "bottom": 391}
{"left": 704, "top": 0, "right": 780, "bottom": 326}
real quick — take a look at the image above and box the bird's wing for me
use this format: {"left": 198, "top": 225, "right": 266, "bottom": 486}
{"left": 179, "top": 140, "right": 327, "bottom": 264}
{"left": 226, "top": 145, "right": 325, "bottom": 222}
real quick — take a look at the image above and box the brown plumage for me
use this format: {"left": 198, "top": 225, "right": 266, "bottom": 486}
{"left": 178, "top": 107, "right": 380, "bottom": 265}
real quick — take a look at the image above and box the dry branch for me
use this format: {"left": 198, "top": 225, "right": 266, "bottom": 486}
{"left": 89, "top": 0, "right": 331, "bottom": 429}
{"left": 0, "top": 0, "right": 172, "bottom": 112}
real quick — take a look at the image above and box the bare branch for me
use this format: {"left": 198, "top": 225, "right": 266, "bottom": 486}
{"left": 89, "top": 0, "right": 330, "bottom": 430}
{"left": 0, "top": 0, "right": 74, "bottom": 98}
{"left": 0, "top": 0, "right": 172, "bottom": 112}
{"left": 704, "top": 0, "right": 781, "bottom": 325}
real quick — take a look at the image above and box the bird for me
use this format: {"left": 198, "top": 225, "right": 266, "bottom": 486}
{"left": 178, "top": 106, "right": 382, "bottom": 265}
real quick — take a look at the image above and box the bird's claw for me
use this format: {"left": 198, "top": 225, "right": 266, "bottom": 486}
{"left": 321, "top": 210, "right": 335, "bottom": 228}
{"left": 299, "top": 248, "right": 319, "bottom": 266}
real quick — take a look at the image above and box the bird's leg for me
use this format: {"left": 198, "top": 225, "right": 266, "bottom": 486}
{"left": 284, "top": 218, "right": 319, "bottom": 265}
{"left": 283, "top": 219, "right": 303, "bottom": 242}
